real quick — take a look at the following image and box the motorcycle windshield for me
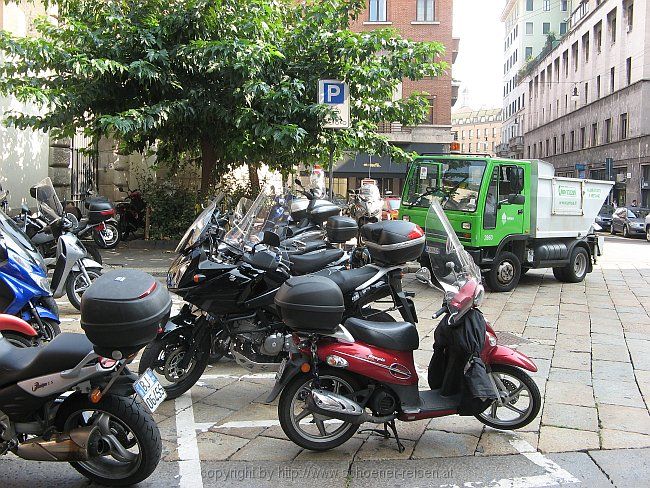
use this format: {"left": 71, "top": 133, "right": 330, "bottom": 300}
{"left": 425, "top": 198, "right": 481, "bottom": 295}
{"left": 0, "top": 209, "right": 45, "bottom": 270}
{"left": 175, "top": 193, "right": 225, "bottom": 254}
{"left": 33, "top": 177, "right": 64, "bottom": 222}
{"left": 223, "top": 186, "right": 291, "bottom": 249}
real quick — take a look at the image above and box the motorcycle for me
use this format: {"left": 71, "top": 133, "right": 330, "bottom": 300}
{"left": 268, "top": 197, "right": 541, "bottom": 452}
{"left": 0, "top": 208, "right": 60, "bottom": 345}
{"left": 0, "top": 268, "right": 170, "bottom": 486}
{"left": 116, "top": 187, "right": 146, "bottom": 240}
{"left": 138, "top": 187, "right": 418, "bottom": 400}
{"left": 349, "top": 180, "right": 383, "bottom": 231}
{"left": 32, "top": 178, "right": 103, "bottom": 310}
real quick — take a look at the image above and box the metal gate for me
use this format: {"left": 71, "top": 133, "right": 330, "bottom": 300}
{"left": 70, "top": 133, "right": 99, "bottom": 211}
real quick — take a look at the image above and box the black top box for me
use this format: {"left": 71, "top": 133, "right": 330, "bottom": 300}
{"left": 87, "top": 199, "right": 115, "bottom": 224}
{"left": 275, "top": 275, "right": 344, "bottom": 332}
{"left": 361, "top": 220, "right": 426, "bottom": 265}
{"left": 309, "top": 204, "right": 340, "bottom": 224}
{"left": 326, "top": 216, "right": 357, "bottom": 243}
{"left": 81, "top": 270, "right": 171, "bottom": 358}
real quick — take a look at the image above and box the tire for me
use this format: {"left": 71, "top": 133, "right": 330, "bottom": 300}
{"left": 646, "top": 226, "right": 650, "bottom": 242}
{"left": 55, "top": 393, "right": 161, "bottom": 487}
{"left": 475, "top": 364, "right": 541, "bottom": 431}
{"left": 552, "top": 267, "right": 567, "bottom": 281}
{"left": 138, "top": 332, "right": 211, "bottom": 400}
{"left": 83, "top": 242, "right": 103, "bottom": 265}
{"left": 559, "top": 246, "right": 589, "bottom": 283}
{"left": 30, "top": 317, "right": 61, "bottom": 342}
{"left": 486, "top": 251, "right": 521, "bottom": 292}
{"left": 66, "top": 268, "right": 102, "bottom": 310}
{"left": 0, "top": 331, "right": 35, "bottom": 347}
{"left": 94, "top": 222, "right": 120, "bottom": 249}
{"left": 623, "top": 225, "right": 629, "bottom": 238}
{"left": 278, "top": 369, "right": 360, "bottom": 451}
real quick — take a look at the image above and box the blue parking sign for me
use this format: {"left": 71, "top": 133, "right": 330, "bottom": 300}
{"left": 323, "top": 82, "right": 345, "bottom": 104}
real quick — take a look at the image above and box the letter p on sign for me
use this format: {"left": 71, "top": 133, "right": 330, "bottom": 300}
{"left": 323, "top": 83, "right": 344, "bottom": 104}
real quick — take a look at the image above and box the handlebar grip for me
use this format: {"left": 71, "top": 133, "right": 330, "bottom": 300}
{"left": 433, "top": 307, "right": 447, "bottom": 319}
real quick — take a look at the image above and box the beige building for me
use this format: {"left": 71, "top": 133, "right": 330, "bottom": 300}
{"left": 452, "top": 107, "right": 503, "bottom": 156}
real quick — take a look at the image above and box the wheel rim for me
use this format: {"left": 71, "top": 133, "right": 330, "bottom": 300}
{"left": 497, "top": 261, "right": 515, "bottom": 285}
{"left": 289, "top": 375, "right": 356, "bottom": 444}
{"left": 64, "top": 409, "right": 142, "bottom": 479}
{"left": 73, "top": 270, "right": 100, "bottom": 300}
{"left": 478, "top": 371, "right": 534, "bottom": 427}
{"left": 574, "top": 252, "right": 587, "bottom": 278}
{"left": 161, "top": 347, "right": 197, "bottom": 384}
{"left": 101, "top": 226, "right": 118, "bottom": 246}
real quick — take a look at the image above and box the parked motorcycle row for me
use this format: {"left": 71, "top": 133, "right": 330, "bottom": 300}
{"left": 0, "top": 177, "right": 541, "bottom": 485}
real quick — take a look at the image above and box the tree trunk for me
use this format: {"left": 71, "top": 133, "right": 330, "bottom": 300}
{"left": 248, "top": 163, "right": 260, "bottom": 194}
{"left": 200, "top": 139, "right": 217, "bottom": 195}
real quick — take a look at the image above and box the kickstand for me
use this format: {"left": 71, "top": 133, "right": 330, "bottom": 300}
{"left": 359, "top": 421, "right": 405, "bottom": 453}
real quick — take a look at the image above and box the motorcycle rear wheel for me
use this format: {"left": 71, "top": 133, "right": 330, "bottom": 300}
{"left": 94, "top": 222, "right": 120, "bottom": 249}
{"left": 138, "top": 332, "right": 210, "bottom": 400}
{"left": 1, "top": 331, "right": 35, "bottom": 347}
{"left": 55, "top": 393, "right": 161, "bottom": 487}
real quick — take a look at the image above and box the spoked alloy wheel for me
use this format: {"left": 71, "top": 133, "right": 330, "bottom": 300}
{"left": 278, "top": 371, "right": 360, "bottom": 451}
{"left": 476, "top": 364, "right": 541, "bottom": 430}
{"left": 66, "top": 269, "right": 102, "bottom": 310}
{"left": 94, "top": 223, "right": 120, "bottom": 249}
{"left": 56, "top": 394, "right": 161, "bottom": 486}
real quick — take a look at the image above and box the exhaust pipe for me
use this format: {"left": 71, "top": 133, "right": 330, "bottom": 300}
{"left": 306, "top": 389, "right": 396, "bottom": 425}
{"left": 15, "top": 425, "right": 106, "bottom": 462}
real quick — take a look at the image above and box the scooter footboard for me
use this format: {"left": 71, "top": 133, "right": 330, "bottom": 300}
{"left": 485, "top": 345, "right": 537, "bottom": 373}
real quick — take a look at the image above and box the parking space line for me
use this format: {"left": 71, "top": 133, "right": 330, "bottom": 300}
{"left": 175, "top": 392, "right": 203, "bottom": 488}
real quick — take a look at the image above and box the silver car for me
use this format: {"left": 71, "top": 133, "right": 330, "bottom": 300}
{"left": 611, "top": 207, "right": 649, "bottom": 238}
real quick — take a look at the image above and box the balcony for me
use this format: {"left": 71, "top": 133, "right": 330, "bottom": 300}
{"left": 495, "top": 143, "right": 511, "bottom": 157}
{"left": 509, "top": 136, "right": 524, "bottom": 151}
{"left": 452, "top": 37, "right": 460, "bottom": 64}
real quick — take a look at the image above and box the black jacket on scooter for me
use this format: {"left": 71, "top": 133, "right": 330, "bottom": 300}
{"left": 428, "top": 309, "right": 497, "bottom": 415}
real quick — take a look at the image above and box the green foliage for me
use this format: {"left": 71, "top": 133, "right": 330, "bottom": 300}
{"left": 0, "top": 0, "right": 447, "bottom": 185}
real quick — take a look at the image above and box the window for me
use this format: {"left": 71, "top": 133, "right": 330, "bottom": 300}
{"left": 417, "top": 0, "right": 435, "bottom": 22}
{"left": 620, "top": 113, "right": 628, "bottom": 139}
{"left": 596, "top": 75, "right": 601, "bottom": 98}
{"left": 525, "top": 46, "right": 533, "bottom": 58}
{"left": 553, "top": 137, "right": 557, "bottom": 155}
{"left": 608, "top": 8, "right": 617, "bottom": 45}
{"left": 580, "top": 127, "right": 586, "bottom": 149}
{"left": 440, "top": 160, "right": 487, "bottom": 212}
{"left": 563, "top": 50, "right": 569, "bottom": 77}
{"left": 369, "top": 0, "right": 387, "bottom": 22}
{"left": 570, "top": 130, "right": 575, "bottom": 151}
{"left": 583, "top": 33, "right": 590, "bottom": 63}
{"left": 604, "top": 118, "right": 612, "bottom": 143}
{"left": 476, "top": 142, "right": 480, "bottom": 151}
{"left": 626, "top": 57, "right": 632, "bottom": 85}
{"left": 572, "top": 42, "right": 579, "bottom": 72}
{"left": 469, "top": 129, "right": 473, "bottom": 139}
{"left": 526, "top": 0, "right": 534, "bottom": 11}
{"left": 484, "top": 128, "right": 488, "bottom": 137}
{"left": 526, "top": 22, "right": 533, "bottom": 35}
{"left": 610, "top": 66, "right": 615, "bottom": 92}
{"left": 584, "top": 82, "right": 589, "bottom": 104}
{"left": 543, "top": 0, "right": 550, "bottom": 11}
{"left": 561, "top": 134, "right": 565, "bottom": 153}
{"left": 626, "top": 2, "right": 634, "bottom": 32}
{"left": 561, "top": 0, "right": 568, "bottom": 11}
{"left": 461, "top": 130, "right": 465, "bottom": 140}
{"left": 543, "top": 22, "right": 550, "bottom": 34}
{"left": 591, "top": 123, "right": 598, "bottom": 146}
{"left": 560, "top": 22, "right": 567, "bottom": 35}
{"left": 594, "top": 21, "right": 602, "bottom": 53}
{"left": 404, "top": 163, "right": 440, "bottom": 207}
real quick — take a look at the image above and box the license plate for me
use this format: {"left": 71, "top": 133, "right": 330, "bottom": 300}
{"left": 427, "top": 245, "right": 440, "bottom": 254}
{"left": 134, "top": 369, "right": 167, "bottom": 413}
{"left": 275, "top": 359, "right": 287, "bottom": 380}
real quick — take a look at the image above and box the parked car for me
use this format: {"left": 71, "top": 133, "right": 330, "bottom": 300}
{"left": 646, "top": 213, "right": 650, "bottom": 242}
{"left": 595, "top": 203, "right": 614, "bottom": 231}
{"left": 610, "top": 206, "right": 650, "bottom": 238}
{"left": 382, "top": 196, "right": 401, "bottom": 220}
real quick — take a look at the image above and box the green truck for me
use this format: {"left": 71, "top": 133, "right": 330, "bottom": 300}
{"left": 398, "top": 155, "right": 613, "bottom": 291}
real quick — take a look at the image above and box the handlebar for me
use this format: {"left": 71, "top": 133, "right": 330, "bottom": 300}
{"left": 433, "top": 306, "right": 447, "bottom": 319}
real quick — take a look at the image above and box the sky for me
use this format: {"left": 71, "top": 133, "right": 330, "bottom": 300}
{"left": 452, "top": 0, "right": 506, "bottom": 111}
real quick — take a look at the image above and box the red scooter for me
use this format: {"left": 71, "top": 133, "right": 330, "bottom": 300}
{"left": 268, "top": 199, "right": 541, "bottom": 451}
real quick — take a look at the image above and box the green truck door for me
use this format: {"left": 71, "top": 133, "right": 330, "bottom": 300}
{"left": 482, "top": 164, "right": 526, "bottom": 244}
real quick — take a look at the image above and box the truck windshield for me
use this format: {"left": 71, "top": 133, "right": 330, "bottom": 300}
{"left": 440, "top": 160, "right": 486, "bottom": 212}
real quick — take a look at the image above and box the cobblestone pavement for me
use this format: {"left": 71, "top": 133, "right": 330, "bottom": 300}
{"left": 2, "top": 235, "right": 649, "bottom": 486}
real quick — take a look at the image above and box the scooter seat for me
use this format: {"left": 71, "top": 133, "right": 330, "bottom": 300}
{"left": 315, "top": 266, "right": 379, "bottom": 295}
{"left": 0, "top": 333, "right": 93, "bottom": 388}
{"left": 290, "top": 248, "right": 344, "bottom": 275}
{"left": 344, "top": 317, "right": 419, "bottom": 351}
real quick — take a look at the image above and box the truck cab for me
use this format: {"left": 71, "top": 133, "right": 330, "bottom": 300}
{"left": 400, "top": 155, "right": 612, "bottom": 291}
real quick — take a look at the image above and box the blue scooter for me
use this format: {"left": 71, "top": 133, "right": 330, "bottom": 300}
{"left": 0, "top": 206, "right": 60, "bottom": 345}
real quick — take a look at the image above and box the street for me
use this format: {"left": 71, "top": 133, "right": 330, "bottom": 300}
{"left": 1, "top": 234, "right": 648, "bottom": 487}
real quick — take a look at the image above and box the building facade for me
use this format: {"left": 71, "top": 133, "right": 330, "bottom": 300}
{"left": 452, "top": 107, "right": 503, "bottom": 157}
{"left": 334, "top": 0, "right": 460, "bottom": 196}
{"left": 521, "top": 0, "right": 649, "bottom": 206}
{"left": 498, "top": 0, "right": 571, "bottom": 158}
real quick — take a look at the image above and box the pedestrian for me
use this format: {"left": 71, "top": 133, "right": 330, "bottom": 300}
{"left": 631, "top": 199, "right": 637, "bottom": 207}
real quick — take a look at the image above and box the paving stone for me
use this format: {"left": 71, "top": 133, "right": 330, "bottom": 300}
{"left": 551, "top": 351, "right": 591, "bottom": 371}
{"left": 598, "top": 404, "right": 650, "bottom": 435}
{"left": 545, "top": 381, "right": 595, "bottom": 407}
{"left": 635, "top": 370, "right": 650, "bottom": 401}
{"left": 591, "top": 333, "right": 627, "bottom": 346}
{"left": 202, "top": 381, "right": 270, "bottom": 410}
{"left": 588, "top": 448, "right": 650, "bottom": 487}
{"left": 412, "top": 430, "right": 479, "bottom": 458}
{"left": 592, "top": 359, "right": 636, "bottom": 382}
{"left": 295, "top": 437, "right": 363, "bottom": 461}
{"left": 523, "top": 326, "right": 557, "bottom": 341}
{"left": 591, "top": 342, "right": 630, "bottom": 362}
{"left": 627, "top": 338, "right": 650, "bottom": 371}
{"left": 475, "top": 430, "right": 538, "bottom": 456}
{"left": 355, "top": 435, "right": 415, "bottom": 460}
{"left": 538, "top": 426, "right": 599, "bottom": 452}
{"left": 593, "top": 379, "right": 645, "bottom": 408}
{"left": 426, "top": 415, "right": 484, "bottom": 437}
{"left": 230, "top": 435, "right": 303, "bottom": 461}
{"left": 541, "top": 403, "right": 599, "bottom": 431}
{"left": 555, "top": 334, "right": 591, "bottom": 353}
{"left": 600, "top": 429, "right": 650, "bottom": 449}
{"left": 391, "top": 419, "right": 429, "bottom": 441}
{"left": 525, "top": 315, "right": 558, "bottom": 328}
{"left": 548, "top": 367, "right": 592, "bottom": 385}
{"left": 196, "top": 431, "right": 251, "bottom": 460}
{"left": 514, "top": 343, "right": 554, "bottom": 360}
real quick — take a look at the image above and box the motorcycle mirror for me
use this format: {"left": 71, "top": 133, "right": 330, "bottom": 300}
{"left": 294, "top": 178, "right": 303, "bottom": 188}
{"left": 29, "top": 187, "right": 37, "bottom": 198}
{"left": 261, "top": 231, "right": 281, "bottom": 248}
{"left": 21, "top": 204, "right": 29, "bottom": 214}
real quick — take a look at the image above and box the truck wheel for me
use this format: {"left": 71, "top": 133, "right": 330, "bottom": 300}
{"left": 486, "top": 252, "right": 521, "bottom": 292}
{"left": 646, "top": 226, "right": 650, "bottom": 242}
{"left": 560, "top": 247, "right": 589, "bottom": 283}
{"left": 552, "top": 267, "right": 567, "bottom": 281}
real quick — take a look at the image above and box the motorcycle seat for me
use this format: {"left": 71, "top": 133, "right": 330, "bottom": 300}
{"left": 0, "top": 333, "right": 94, "bottom": 388}
{"left": 290, "top": 248, "right": 344, "bottom": 275}
{"left": 314, "top": 266, "right": 379, "bottom": 295}
{"left": 282, "top": 240, "right": 326, "bottom": 256}
{"left": 343, "top": 317, "right": 419, "bottom": 351}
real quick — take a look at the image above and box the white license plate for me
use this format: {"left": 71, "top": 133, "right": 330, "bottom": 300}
{"left": 134, "top": 369, "right": 167, "bottom": 413}
{"left": 427, "top": 245, "right": 440, "bottom": 254}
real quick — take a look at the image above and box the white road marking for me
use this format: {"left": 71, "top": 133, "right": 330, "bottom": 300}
{"left": 175, "top": 392, "right": 203, "bottom": 488}
{"left": 200, "top": 373, "right": 276, "bottom": 380}
{"left": 509, "top": 436, "right": 580, "bottom": 485}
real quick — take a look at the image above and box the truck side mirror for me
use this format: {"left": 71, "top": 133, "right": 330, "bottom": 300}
{"left": 507, "top": 194, "right": 525, "bottom": 205}
{"left": 511, "top": 167, "right": 524, "bottom": 194}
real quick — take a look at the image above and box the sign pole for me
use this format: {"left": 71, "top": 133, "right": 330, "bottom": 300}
{"left": 328, "top": 142, "right": 334, "bottom": 200}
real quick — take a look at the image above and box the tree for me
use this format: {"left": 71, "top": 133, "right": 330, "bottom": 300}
{"left": 0, "top": 0, "right": 446, "bottom": 190}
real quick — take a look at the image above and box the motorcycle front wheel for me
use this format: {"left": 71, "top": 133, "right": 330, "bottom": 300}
{"left": 138, "top": 330, "right": 211, "bottom": 400}
{"left": 66, "top": 268, "right": 102, "bottom": 310}
{"left": 94, "top": 222, "right": 121, "bottom": 249}
{"left": 55, "top": 393, "right": 161, "bottom": 487}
